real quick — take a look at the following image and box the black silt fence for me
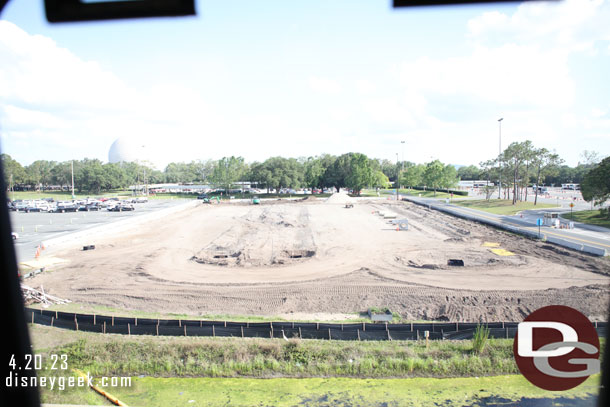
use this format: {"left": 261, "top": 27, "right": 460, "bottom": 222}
{"left": 24, "top": 308, "right": 607, "bottom": 341}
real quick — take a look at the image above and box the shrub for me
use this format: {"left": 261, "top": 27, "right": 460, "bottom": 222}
{"left": 472, "top": 325, "right": 490, "bottom": 354}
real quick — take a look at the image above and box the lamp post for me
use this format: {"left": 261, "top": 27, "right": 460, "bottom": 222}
{"left": 71, "top": 160, "right": 75, "bottom": 199}
{"left": 396, "top": 152, "right": 399, "bottom": 201}
{"left": 401, "top": 140, "right": 405, "bottom": 188}
{"left": 498, "top": 118, "right": 503, "bottom": 199}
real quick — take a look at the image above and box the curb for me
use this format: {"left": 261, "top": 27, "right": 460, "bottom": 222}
{"left": 400, "top": 196, "right": 607, "bottom": 257}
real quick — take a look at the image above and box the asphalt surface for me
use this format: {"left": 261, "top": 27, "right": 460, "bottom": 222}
{"left": 9, "top": 199, "right": 190, "bottom": 263}
{"left": 405, "top": 195, "right": 610, "bottom": 254}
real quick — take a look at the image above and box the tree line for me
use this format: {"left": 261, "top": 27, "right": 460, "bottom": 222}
{"left": 2, "top": 147, "right": 606, "bottom": 203}
{"left": 2, "top": 153, "right": 453, "bottom": 195}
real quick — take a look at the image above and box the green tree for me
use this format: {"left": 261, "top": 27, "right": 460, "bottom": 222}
{"left": 102, "top": 163, "right": 128, "bottom": 190}
{"left": 532, "top": 149, "right": 563, "bottom": 205}
{"left": 164, "top": 162, "right": 199, "bottom": 183}
{"left": 1, "top": 154, "right": 26, "bottom": 188}
{"left": 50, "top": 161, "right": 73, "bottom": 190}
{"left": 371, "top": 170, "right": 391, "bottom": 190}
{"left": 262, "top": 157, "right": 303, "bottom": 191}
{"left": 303, "top": 156, "right": 327, "bottom": 189}
{"left": 457, "top": 165, "right": 481, "bottom": 181}
{"left": 344, "top": 153, "right": 372, "bottom": 195}
{"left": 323, "top": 154, "right": 351, "bottom": 192}
{"left": 399, "top": 163, "right": 424, "bottom": 189}
{"left": 581, "top": 156, "right": 610, "bottom": 215}
{"left": 478, "top": 159, "right": 498, "bottom": 200}
{"left": 501, "top": 142, "right": 530, "bottom": 204}
{"left": 423, "top": 160, "right": 445, "bottom": 196}
{"left": 441, "top": 164, "right": 458, "bottom": 189}
{"left": 76, "top": 159, "right": 106, "bottom": 194}
{"left": 26, "top": 160, "right": 56, "bottom": 191}
{"left": 211, "top": 156, "right": 247, "bottom": 191}
{"left": 191, "top": 159, "right": 215, "bottom": 183}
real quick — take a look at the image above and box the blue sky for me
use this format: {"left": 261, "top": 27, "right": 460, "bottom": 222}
{"left": 1, "top": 0, "right": 609, "bottom": 168}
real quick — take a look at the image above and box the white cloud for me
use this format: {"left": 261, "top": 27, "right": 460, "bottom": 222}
{"left": 0, "top": 21, "right": 135, "bottom": 111}
{"left": 467, "top": 0, "right": 610, "bottom": 53}
{"left": 355, "top": 79, "right": 377, "bottom": 94}
{"left": 0, "top": 20, "right": 218, "bottom": 168}
{"left": 399, "top": 44, "right": 574, "bottom": 108}
{"left": 308, "top": 76, "right": 341, "bottom": 94}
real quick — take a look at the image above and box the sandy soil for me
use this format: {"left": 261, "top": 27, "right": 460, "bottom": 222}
{"left": 29, "top": 195, "right": 610, "bottom": 322}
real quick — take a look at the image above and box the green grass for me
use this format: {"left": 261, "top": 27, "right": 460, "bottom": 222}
{"left": 561, "top": 209, "right": 610, "bottom": 229}
{"left": 31, "top": 325, "right": 522, "bottom": 379}
{"left": 377, "top": 189, "right": 455, "bottom": 199}
{"left": 453, "top": 199, "right": 557, "bottom": 215}
{"left": 29, "top": 305, "right": 443, "bottom": 327}
{"left": 102, "top": 374, "right": 600, "bottom": 407}
{"left": 29, "top": 302, "right": 415, "bottom": 324}
{"left": 8, "top": 190, "right": 196, "bottom": 201}
{"left": 9, "top": 190, "right": 133, "bottom": 201}
{"left": 30, "top": 325, "right": 603, "bottom": 406}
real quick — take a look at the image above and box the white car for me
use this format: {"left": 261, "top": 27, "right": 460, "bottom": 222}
{"left": 12, "top": 232, "right": 19, "bottom": 240}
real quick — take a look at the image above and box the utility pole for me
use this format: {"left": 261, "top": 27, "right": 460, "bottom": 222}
{"left": 9, "top": 173, "right": 14, "bottom": 201}
{"left": 401, "top": 140, "right": 405, "bottom": 189}
{"left": 498, "top": 118, "right": 503, "bottom": 199}
{"left": 396, "top": 152, "right": 399, "bottom": 201}
{"left": 71, "top": 160, "right": 75, "bottom": 199}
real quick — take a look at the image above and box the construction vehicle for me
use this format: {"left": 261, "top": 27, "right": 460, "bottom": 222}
{"left": 202, "top": 196, "right": 220, "bottom": 204}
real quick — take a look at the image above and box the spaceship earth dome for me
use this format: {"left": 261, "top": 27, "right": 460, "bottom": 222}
{"left": 108, "top": 137, "right": 146, "bottom": 163}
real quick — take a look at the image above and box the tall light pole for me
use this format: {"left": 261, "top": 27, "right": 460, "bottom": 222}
{"left": 71, "top": 160, "right": 75, "bottom": 199}
{"left": 498, "top": 118, "right": 503, "bottom": 199}
{"left": 401, "top": 140, "right": 405, "bottom": 188}
{"left": 396, "top": 152, "right": 399, "bottom": 201}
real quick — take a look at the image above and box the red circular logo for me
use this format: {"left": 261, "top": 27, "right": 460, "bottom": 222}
{"left": 513, "top": 305, "right": 600, "bottom": 391}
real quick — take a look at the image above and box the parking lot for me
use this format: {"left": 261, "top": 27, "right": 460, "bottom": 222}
{"left": 10, "top": 199, "right": 190, "bottom": 263}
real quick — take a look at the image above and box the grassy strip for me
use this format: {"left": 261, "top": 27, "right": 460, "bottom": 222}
{"left": 32, "top": 326, "right": 520, "bottom": 379}
{"left": 9, "top": 190, "right": 196, "bottom": 201}
{"left": 30, "top": 326, "right": 602, "bottom": 405}
{"left": 28, "top": 302, "right": 441, "bottom": 324}
{"left": 9, "top": 190, "right": 133, "bottom": 200}
{"left": 561, "top": 210, "right": 610, "bottom": 229}
{"left": 376, "top": 189, "right": 455, "bottom": 199}
{"left": 33, "top": 368, "right": 114, "bottom": 406}
{"left": 453, "top": 199, "right": 557, "bottom": 215}
{"left": 103, "top": 375, "right": 600, "bottom": 407}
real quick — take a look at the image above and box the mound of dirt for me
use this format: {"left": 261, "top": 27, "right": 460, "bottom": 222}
{"left": 300, "top": 196, "right": 318, "bottom": 201}
{"left": 190, "top": 206, "right": 317, "bottom": 267}
{"left": 325, "top": 192, "right": 355, "bottom": 204}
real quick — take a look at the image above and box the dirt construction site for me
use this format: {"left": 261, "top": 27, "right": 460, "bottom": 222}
{"left": 28, "top": 194, "right": 610, "bottom": 322}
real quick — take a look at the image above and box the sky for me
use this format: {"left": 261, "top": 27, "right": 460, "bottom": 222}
{"left": 1, "top": 0, "right": 609, "bottom": 169}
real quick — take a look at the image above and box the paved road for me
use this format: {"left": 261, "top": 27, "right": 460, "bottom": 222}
{"left": 403, "top": 195, "right": 610, "bottom": 254}
{"left": 9, "top": 199, "right": 191, "bottom": 263}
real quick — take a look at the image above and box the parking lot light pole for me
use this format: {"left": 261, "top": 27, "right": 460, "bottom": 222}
{"left": 498, "top": 118, "right": 503, "bottom": 199}
{"left": 396, "top": 153, "right": 399, "bottom": 201}
{"left": 401, "top": 140, "right": 405, "bottom": 188}
{"left": 71, "top": 160, "right": 75, "bottom": 199}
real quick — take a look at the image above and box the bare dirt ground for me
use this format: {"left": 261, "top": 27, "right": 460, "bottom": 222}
{"left": 29, "top": 195, "right": 610, "bottom": 322}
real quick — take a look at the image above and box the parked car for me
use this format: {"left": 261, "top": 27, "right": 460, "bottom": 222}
{"left": 33, "top": 201, "right": 53, "bottom": 212}
{"left": 14, "top": 201, "right": 30, "bottom": 212}
{"left": 78, "top": 202, "right": 102, "bottom": 211}
{"left": 54, "top": 202, "right": 78, "bottom": 213}
{"left": 108, "top": 203, "right": 135, "bottom": 212}
{"left": 12, "top": 232, "right": 19, "bottom": 240}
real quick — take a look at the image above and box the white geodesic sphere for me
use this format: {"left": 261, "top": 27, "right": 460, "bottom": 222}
{"left": 108, "top": 137, "right": 145, "bottom": 163}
